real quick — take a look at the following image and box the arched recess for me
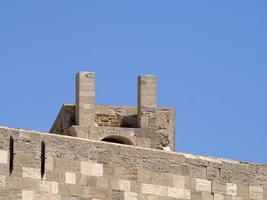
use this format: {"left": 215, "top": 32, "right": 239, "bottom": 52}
{"left": 101, "top": 135, "right": 133, "bottom": 145}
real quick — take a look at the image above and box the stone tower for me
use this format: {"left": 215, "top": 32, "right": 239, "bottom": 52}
{"left": 0, "top": 71, "right": 266, "bottom": 199}
{"left": 50, "top": 72, "right": 175, "bottom": 151}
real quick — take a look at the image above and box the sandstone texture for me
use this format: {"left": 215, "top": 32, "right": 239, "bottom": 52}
{"left": 0, "top": 71, "right": 266, "bottom": 199}
{"left": 0, "top": 126, "right": 266, "bottom": 199}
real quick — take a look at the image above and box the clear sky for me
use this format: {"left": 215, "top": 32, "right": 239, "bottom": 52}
{"left": 0, "top": 1, "right": 267, "bottom": 163}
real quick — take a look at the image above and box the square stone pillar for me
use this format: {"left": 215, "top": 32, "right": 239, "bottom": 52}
{"left": 138, "top": 75, "right": 157, "bottom": 128}
{"left": 75, "top": 72, "right": 95, "bottom": 127}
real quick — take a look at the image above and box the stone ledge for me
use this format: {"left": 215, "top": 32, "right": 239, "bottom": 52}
{"left": 0, "top": 125, "right": 265, "bottom": 168}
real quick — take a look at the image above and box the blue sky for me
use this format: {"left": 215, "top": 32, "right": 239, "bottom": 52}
{"left": 0, "top": 1, "right": 267, "bottom": 163}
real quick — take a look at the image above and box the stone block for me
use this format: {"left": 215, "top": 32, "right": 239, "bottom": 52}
{"left": 213, "top": 193, "right": 224, "bottom": 200}
{"left": 87, "top": 176, "right": 97, "bottom": 187}
{"left": 190, "top": 190, "right": 202, "bottom": 200}
{"left": 44, "top": 168, "right": 64, "bottom": 182}
{"left": 34, "top": 192, "right": 61, "bottom": 200}
{"left": 6, "top": 176, "right": 39, "bottom": 191}
{"left": 14, "top": 153, "right": 32, "bottom": 167}
{"left": 172, "top": 175, "right": 185, "bottom": 188}
{"left": 76, "top": 174, "right": 92, "bottom": 186}
{"left": 96, "top": 177, "right": 109, "bottom": 189}
{"left": 81, "top": 161, "right": 103, "bottom": 177}
{"left": 22, "top": 167, "right": 41, "bottom": 179}
{"left": 0, "top": 164, "right": 8, "bottom": 175}
{"left": 138, "top": 116, "right": 149, "bottom": 128}
{"left": 58, "top": 183, "right": 71, "bottom": 195}
{"left": 0, "top": 175, "right": 6, "bottom": 188}
{"left": 137, "top": 170, "right": 172, "bottom": 187}
{"left": 118, "top": 179, "right": 131, "bottom": 192}
{"left": 65, "top": 172, "right": 76, "bottom": 184}
{"left": 39, "top": 180, "right": 58, "bottom": 194}
{"left": 226, "top": 183, "right": 237, "bottom": 196}
{"left": 196, "top": 178, "right": 211, "bottom": 192}
{"left": 185, "top": 176, "right": 195, "bottom": 190}
{"left": 212, "top": 180, "right": 226, "bottom": 195}
{"left": 7, "top": 189, "right": 22, "bottom": 199}
{"left": 141, "top": 183, "right": 168, "bottom": 196}
{"left": 109, "top": 178, "right": 119, "bottom": 190}
{"left": 69, "top": 184, "right": 90, "bottom": 197}
{"left": 46, "top": 157, "right": 54, "bottom": 171}
{"left": 61, "top": 196, "right": 77, "bottom": 200}
{"left": 90, "top": 187, "right": 112, "bottom": 199}
{"left": 167, "top": 187, "right": 190, "bottom": 199}
{"left": 22, "top": 190, "right": 34, "bottom": 200}
{"left": 124, "top": 191, "right": 137, "bottom": 200}
{"left": 130, "top": 180, "right": 141, "bottom": 193}
{"left": 237, "top": 184, "right": 249, "bottom": 198}
{"left": 249, "top": 185, "right": 263, "bottom": 200}
{"left": 0, "top": 150, "right": 7, "bottom": 164}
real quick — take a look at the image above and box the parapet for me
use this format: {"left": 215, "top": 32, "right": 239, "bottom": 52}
{"left": 50, "top": 72, "right": 175, "bottom": 151}
{"left": 0, "top": 126, "right": 266, "bottom": 199}
{"left": 1, "top": 71, "right": 266, "bottom": 199}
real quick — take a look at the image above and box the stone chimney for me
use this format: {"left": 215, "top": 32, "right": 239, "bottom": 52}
{"left": 75, "top": 72, "right": 96, "bottom": 127}
{"left": 137, "top": 75, "right": 157, "bottom": 128}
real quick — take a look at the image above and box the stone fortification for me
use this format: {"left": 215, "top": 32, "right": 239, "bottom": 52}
{"left": 0, "top": 126, "right": 266, "bottom": 200}
{"left": 50, "top": 72, "right": 175, "bottom": 151}
{"left": 0, "top": 71, "right": 266, "bottom": 200}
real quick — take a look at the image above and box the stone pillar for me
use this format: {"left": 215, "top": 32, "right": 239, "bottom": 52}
{"left": 138, "top": 75, "right": 157, "bottom": 128}
{"left": 75, "top": 72, "right": 95, "bottom": 126}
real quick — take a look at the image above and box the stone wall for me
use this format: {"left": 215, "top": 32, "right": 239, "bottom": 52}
{"left": 50, "top": 72, "right": 176, "bottom": 151}
{"left": 0, "top": 126, "right": 266, "bottom": 200}
{"left": 50, "top": 105, "right": 175, "bottom": 151}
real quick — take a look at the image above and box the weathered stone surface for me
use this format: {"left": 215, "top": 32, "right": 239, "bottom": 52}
{"left": 0, "top": 175, "right": 6, "bottom": 188}
{"left": 22, "top": 167, "right": 41, "bottom": 179}
{"left": 226, "top": 182, "right": 237, "bottom": 196}
{"left": 75, "top": 72, "right": 95, "bottom": 127}
{"left": 22, "top": 190, "right": 33, "bottom": 200}
{"left": 81, "top": 161, "right": 103, "bottom": 177}
{"left": 50, "top": 72, "right": 175, "bottom": 151}
{"left": 195, "top": 178, "right": 211, "bottom": 192}
{"left": 0, "top": 71, "right": 266, "bottom": 199}
{"left": 39, "top": 180, "right": 58, "bottom": 194}
{"left": 65, "top": 172, "right": 76, "bottom": 184}
{"left": 0, "top": 150, "right": 7, "bottom": 164}
{"left": 249, "top": 185, "right": 263, "bottom": 199}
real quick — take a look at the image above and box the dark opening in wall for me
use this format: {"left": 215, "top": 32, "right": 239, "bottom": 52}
{"left": 95, "top": 114, "right": 137, "bottom": 128}
{"left": 9, "top": 136, "right": 14, "bottom": 175}
{"left": 101, "top": 135, "right": 133, "bottom": 145}
{"left": 41, "top": 141, "right": 46, "bottom": 178}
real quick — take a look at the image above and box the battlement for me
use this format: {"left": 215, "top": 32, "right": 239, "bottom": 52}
{"left": 1, "top": 72, "right": 266, "bottom": 199}
{"left": 0, "top": 126, "right": 266, "bottom": 199}
{"left": 50, "top": 72, "right": 175, "bottom": 151}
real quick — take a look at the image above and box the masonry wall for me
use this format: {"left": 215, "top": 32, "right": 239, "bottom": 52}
{"left": 0, "top": 126, "right": 266, "bottom": 200}
{"left": 50, "top": 105, "right": 176, "bottom": 151}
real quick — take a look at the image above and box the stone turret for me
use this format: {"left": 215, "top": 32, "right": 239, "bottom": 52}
{"left": 1, "top": 71, "right": 266, "bottom": 200}
{"left": 50, "top": 72, "right": 175, "bottom": 151}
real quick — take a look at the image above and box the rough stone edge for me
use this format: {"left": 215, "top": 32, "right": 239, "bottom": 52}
{"left": 0, "top": 125, "right": 265, "bottom": 167}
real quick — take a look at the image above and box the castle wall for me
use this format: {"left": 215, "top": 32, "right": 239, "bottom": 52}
{"left": 50, "top": 105, "right": 175, "bottom": 151}
{"left": 0, "top": 126, "right": 266, "bottom": 200}
{"left": 50, "top": 72, "right": 176, "bottom": 151}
